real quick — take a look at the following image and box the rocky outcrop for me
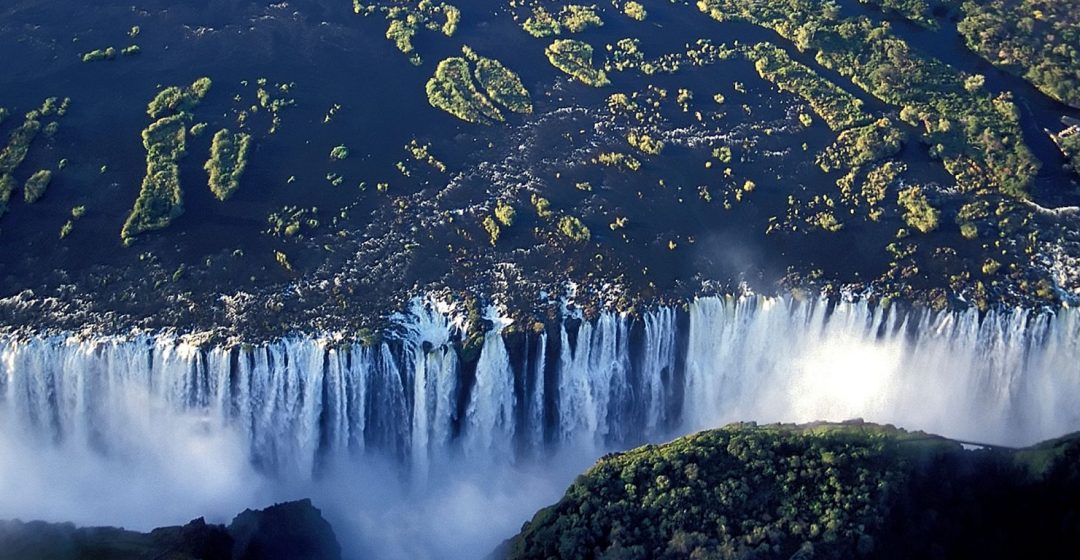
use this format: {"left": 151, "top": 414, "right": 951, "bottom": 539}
{"left": 0, "top": 500, "right": 341, "bottom": 560}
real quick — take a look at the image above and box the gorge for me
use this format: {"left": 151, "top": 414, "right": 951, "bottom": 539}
{"left": 3, "top": 295, "right": 1079, "bottom": 558}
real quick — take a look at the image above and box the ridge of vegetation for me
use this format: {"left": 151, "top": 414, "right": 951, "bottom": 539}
{"left": 205, "top": 129, "right": 253, "bottom": 201}
{"left": 504, "top": 421, "right": 1080, "bottom": 560}
{"left": 121, "top": 78, "right": 211, "bottom": 245}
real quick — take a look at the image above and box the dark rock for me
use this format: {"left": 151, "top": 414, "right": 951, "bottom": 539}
{"left": 228, "top": 499, "right": 342, "bottom": 560}
{"left": 0, "top": 500, "right": 340, "bottom": 560}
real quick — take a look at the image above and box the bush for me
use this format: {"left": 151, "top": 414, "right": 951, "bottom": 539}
{"left": 623, "top": 1, "right": 647, "bottom": 20}
{"left": 205, "top": 129, "right": 253, "bottom": 201}
{"left": 546, "top": 39, "right": 609, "bottom": 87}
{"left": 898, "top": 185, "right": 940, "bottom": 233}
{"left": 330, "top": 145, "right": 350, "bottom": 160}
{"left": 427, "top": 57, "right": 506, "bottom": 124}
{"left": 23, "top": 169, "right": 51, "bottom": 203}
{"left": 558, "top": 215, "right": 590, "bottom": 242}
{"left": 494, "top": 200, "right": 516, "bottom": 226}
{"left": 81, "top": 47, "right": 117, "bottom": 62}
{"left": 505, "top": 422, "right": 1080, "bottom": 560}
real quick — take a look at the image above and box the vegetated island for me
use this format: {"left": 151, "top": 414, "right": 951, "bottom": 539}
{"left": 499, "top": 420, "right": 1080, "bottom": 560}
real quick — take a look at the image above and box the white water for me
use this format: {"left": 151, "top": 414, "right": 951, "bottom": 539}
{"left": 2, "top": 295, "right": 1080, "bottom": 558}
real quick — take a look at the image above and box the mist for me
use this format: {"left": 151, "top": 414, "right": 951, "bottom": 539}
{"left": 0, "top": 372, "right": 594, "bottom": 560}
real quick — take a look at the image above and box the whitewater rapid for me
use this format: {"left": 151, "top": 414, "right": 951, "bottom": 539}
{"left": 2, "top": 295, "right": 1079, "bottom": 558}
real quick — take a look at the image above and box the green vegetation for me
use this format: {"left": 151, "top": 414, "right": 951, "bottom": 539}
{"left": 697, "top": 0, "right": 1039, "bottom": 197}
{"left": 121, "top": 115, "right": 188, "bottom": 245}
{"left": 267, "top": 206, "right": 319, "bottom": 237}
{"left": 364, "top": 1, "right": 463, "bottom": 59}
{"left": 81, "top": 47, "right": 117, "bottom": 62}
{"left": 121, "top": 45, "right": 141, "bottom": 56}
{"left": 275, "top": 250, "right": 293, "bottom": 272}
{"left": 482, "top": 215, "right": 501, "bottom": 245}
{"left": 558, "top": 215, "right": 590, "bottom": 242}
{"left": 818, "top": 118, "right": 905, "bottom": 173}
{"left": 0, "top": 174, "right": 15, "bottom": 219}
{"left": 468, "top": 48, "right": 533, "bottom": 115}
{"left": 505, "top": 421, "right": 1080, "bottom": 560}
{"left": 623, "top": 1, "right": 647, "bottom": 21}
{"left": 524, "top": 4, "right": 605, "bottom": 36}
{"left": 250, "top": 80, "right": 296, "bottom": 135}
{"left": 522, "top": 6, "right": 562, "bottom": 38}
{"left": 545, "top": 39, "right": 609, "bottom": 87}
{"left": 59, "top": 206, "right": 86, "bottom": 239}
{"left": 747, "top": 43, "right": 870, "bottom": 131}
{"left": 442, "top": 4, "right": 461, "bottom": 35}
{"left": 0, "top": 103, "right": 55, "bottom": 219}
{"left": 531, "top": 194, "right": 553, "bottom": 218}
{"left": 406, "top": 139, "right": 447, "bottom": 172}
{"left": 205, "top": 129, "right": 253, "bottom": 201}
{"left": 146, "top": 77, "right": 212, "bottom": 119}
{"left": 626, "top": 131, "right": 664, "bottom": 155}
{"left": 427, "top": 51, "right": 532, "bottom": 123}
{"left": 23, "top": 170, "right": 51, "bottom": 203}
{"left": 0, "top": 119, "right": 41, "bottom": 177}
{"left": 858, "top": 160, "right": 905, "bottom": 218}
{"left": 1058, "top": 129, "right": 1080, "bottom": 177}
{"left": 957, "top": 0, "right": 1080, "bottom": 109}
{"left": 898, "top": 185, "right": 940, "bottom": 233}
{"left": 858, "top": 0, "right": 940, "bottom": 27}
{"left": 386, "top": 17, "right": 418, "bottom": 54}
{"left": 596, "top": 151, "right": 642, "bottom": 171}
{"left": 495, "top": 200, "right": 516, "bottom": 226}
{"left": 561, "top": 5, "right": 603, "bottom": 32}
{"left": 427, "top": 57, "right": 504, "bottom": 124}
{"left": 330, "top": 145, "right": 350, "bottom": 160}
{"left": 122, "top": 78, "right": 211, "bottom": 245}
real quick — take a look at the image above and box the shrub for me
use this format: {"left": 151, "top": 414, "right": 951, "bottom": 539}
{"left": 23, "top": 169, "right": 52, "bottom": 203}
{"left": 205, "top": 129, "right": 253, "bottom": 201}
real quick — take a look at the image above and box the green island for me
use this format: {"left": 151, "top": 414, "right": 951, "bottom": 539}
{"left": 22, "top": 169, "right": 52, "bottom": 203}
{"left": 427, "top": 57, "right": 505, "bottom": 124}
{"left": 502, "top": 421, "right": 1080, "bottom": 560}
{"left": 467, "top": 48, "right": 534, "bottom": 115}
{"left": 0, "top": 97, "right": 68, "bottom": 221}
{"left": 205, "top": 129, "right": 253, "bottom": 201}
{"left": 426, "top": 50, "right": 533, "bottom": 123}
{"left": 898, "top": 184, "right": 940, "bottom": 233}
{"left": 747, "top": 42, "right": 871, "bottom": 131}
{"left": 622, "top": 1, "right": 647, "bottom": 21}
{"left": 81, "top": 46, "right": 117, "bottom": 62}
{"left": 121, "top": 78, "right": 211, "bottom": 245}
{"left": 817, "top": 118, "right": 905, "bottom": 173}
{"left": 545, "top": 39, "right": 610, "bottom": 87}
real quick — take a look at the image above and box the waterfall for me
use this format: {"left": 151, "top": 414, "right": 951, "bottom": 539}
{"left": 3, "top": 295, "right": 1080, "bottom": 482}
{"left": 462, "top": 307, "right": 516, "bottom": 461}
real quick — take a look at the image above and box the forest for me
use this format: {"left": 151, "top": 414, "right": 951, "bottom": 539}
{"left": 503, "top": 422, "right": 1080, "bottom": 560}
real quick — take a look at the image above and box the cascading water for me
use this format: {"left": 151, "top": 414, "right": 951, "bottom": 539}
{"left": 2, "top": 295, "right": 1080, "bottom": 558}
